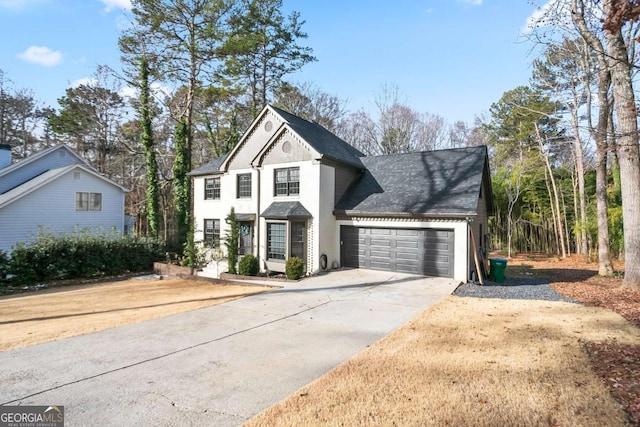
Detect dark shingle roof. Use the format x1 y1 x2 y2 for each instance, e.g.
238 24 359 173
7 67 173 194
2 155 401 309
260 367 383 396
270 105 365 169
261 201 312 219
188 153 228 176
335 146 489 216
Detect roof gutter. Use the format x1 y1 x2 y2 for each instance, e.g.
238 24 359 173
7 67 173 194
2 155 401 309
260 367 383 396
333 210 477 219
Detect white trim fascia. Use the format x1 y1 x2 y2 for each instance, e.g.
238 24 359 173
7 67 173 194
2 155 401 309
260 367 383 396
0 164 128 210
219 105 276 172
250 123 322 168
0 144 94 179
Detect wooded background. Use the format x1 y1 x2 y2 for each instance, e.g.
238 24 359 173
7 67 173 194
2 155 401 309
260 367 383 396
1 0 639 286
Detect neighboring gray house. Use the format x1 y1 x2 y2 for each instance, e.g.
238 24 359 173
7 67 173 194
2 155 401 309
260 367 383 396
190 105 493 282
0 144 129 254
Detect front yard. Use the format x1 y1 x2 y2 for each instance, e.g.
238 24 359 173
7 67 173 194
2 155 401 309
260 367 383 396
0 276 270 351
246 256 640 426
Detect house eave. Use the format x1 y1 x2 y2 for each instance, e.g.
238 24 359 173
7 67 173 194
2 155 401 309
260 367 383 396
333 210 478 219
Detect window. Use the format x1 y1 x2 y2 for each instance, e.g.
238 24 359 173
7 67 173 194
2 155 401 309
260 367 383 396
204 219 220 247
274 167 299 196
290 221 305 259
205 177 220 200
267 222 286 260
76 192 102 211
237 173 252 198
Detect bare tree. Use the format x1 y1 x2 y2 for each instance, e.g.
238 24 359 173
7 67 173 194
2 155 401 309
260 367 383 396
273 81 347 133
602 0 640 287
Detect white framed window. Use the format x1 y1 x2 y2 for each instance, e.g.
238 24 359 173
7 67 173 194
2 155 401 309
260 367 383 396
204 219 220 247
274 167 299 196
267 222 286 260
76 192 102 211
205 177 220 200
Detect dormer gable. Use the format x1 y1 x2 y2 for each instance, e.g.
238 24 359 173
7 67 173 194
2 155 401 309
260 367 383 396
221 106 287 171
218 105 365 172
0 144 91 195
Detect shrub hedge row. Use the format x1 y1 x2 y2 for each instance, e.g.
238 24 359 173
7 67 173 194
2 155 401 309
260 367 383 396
3 233 164 285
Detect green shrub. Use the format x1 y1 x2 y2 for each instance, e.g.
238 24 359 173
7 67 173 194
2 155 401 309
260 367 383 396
8 231 164 285
238 254 259 276
0 250 9 280
285 256 304 280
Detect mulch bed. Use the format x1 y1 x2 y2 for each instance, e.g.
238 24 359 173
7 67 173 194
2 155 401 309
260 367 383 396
506 255 640 426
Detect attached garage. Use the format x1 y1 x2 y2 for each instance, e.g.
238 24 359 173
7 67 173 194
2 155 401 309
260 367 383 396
340 226 455 278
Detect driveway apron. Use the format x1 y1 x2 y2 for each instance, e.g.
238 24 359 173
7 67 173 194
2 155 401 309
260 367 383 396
0 269 458 426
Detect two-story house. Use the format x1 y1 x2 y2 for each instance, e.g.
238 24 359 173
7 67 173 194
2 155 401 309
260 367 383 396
190 105 493 282
0 144 129 254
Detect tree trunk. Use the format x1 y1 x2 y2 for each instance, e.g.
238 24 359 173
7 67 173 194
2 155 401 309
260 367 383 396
571 115 589 255
543 166 560 255
571 0 614 275
604 0 640 287
572 171 580 254
536 123 566 258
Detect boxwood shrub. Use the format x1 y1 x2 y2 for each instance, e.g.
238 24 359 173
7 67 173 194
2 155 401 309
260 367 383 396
238 254 259 276
285 256 304 280
8 232 164 285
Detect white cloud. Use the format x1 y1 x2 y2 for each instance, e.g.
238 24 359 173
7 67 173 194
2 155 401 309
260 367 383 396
17 46 62 67
458 0 482 5
0 0 48 11
99 0 132 12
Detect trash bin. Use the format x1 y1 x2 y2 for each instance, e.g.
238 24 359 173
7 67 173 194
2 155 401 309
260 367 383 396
489 258 507 283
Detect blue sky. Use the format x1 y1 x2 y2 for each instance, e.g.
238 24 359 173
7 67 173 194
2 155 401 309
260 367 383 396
0 0 544 125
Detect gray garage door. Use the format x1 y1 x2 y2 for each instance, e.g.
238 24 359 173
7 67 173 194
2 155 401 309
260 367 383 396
340 226 455 278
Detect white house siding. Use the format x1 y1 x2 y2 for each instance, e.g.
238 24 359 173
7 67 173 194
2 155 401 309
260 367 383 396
318 163 338 270
193 169 258 252
258 159 320 274
335 218 469 283
0 169 125 254
0 146 85 194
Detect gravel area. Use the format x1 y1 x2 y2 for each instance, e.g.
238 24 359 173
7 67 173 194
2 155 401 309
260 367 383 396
454 275 578 303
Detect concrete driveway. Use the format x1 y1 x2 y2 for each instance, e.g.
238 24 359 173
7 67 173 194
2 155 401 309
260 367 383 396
0 269 459 426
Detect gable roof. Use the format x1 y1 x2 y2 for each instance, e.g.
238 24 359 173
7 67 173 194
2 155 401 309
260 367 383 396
0 144 92 179
268 105 365 169
193 105 365 175
0 164 129 210
261 201 312 219
335 145 491 217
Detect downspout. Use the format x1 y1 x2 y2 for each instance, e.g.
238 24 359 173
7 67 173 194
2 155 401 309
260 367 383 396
255 167 261 264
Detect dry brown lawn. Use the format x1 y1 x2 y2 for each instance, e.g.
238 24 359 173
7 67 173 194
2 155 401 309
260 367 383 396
246 295 640 427
0 277 270 351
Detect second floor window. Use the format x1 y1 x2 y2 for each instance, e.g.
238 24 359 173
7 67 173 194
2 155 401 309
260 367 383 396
205 177 220 200
237 173 252 198
274 167 299 196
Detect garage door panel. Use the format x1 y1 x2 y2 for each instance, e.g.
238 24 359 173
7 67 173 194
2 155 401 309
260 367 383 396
341 226 454 278
370 229 391 235
396 240 418 249
397 229 419 237
370 261 391 270
396 251 419 261
370 250 391 258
